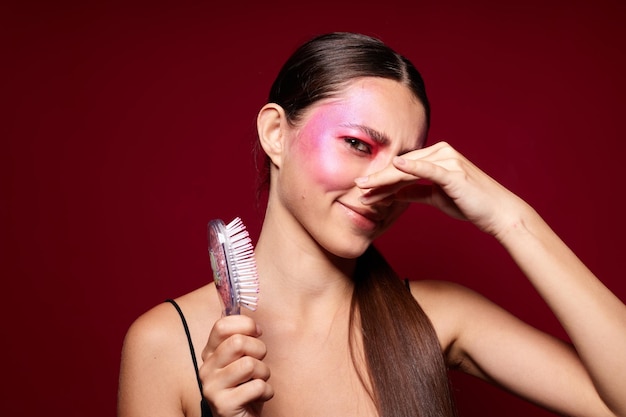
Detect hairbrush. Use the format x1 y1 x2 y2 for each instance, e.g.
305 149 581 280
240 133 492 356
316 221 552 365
207 217 259 315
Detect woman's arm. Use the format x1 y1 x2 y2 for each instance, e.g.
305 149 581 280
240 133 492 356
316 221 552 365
357 141 626 416
413 279 618 417
495 202 626 415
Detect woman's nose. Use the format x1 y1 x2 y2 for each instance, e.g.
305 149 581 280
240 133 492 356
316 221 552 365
363 153 395 178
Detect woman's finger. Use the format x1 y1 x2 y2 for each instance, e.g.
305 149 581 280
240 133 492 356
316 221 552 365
355 142 464 191
210 333 268 371
210 379 274 417
208 353 271 391
202 315 261 358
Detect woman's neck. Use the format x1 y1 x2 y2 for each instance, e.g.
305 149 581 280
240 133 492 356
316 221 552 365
252 211 356 322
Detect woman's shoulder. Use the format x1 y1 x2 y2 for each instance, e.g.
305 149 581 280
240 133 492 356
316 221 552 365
408 279 480 308
407 279 493 350
118 286 221 415
122 284 220 357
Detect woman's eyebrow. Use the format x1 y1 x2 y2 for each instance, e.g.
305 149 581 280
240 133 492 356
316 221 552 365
342 123 390 146
341 122 417 154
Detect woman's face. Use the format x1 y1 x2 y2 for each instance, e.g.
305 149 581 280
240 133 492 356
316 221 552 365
276 77 428 259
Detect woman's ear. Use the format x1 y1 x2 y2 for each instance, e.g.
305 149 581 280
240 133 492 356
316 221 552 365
257 103 287 168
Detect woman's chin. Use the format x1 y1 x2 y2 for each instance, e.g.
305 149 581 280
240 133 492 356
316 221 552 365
324 239 372 261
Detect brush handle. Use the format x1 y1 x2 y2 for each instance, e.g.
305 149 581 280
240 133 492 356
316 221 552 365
208 219 240 315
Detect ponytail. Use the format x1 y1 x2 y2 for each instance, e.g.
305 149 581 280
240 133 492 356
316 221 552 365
350 245 457 417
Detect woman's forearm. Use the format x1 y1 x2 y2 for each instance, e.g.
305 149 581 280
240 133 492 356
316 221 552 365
498 205 626 416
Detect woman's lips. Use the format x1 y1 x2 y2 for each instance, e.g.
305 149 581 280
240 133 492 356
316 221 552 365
339 201 384 231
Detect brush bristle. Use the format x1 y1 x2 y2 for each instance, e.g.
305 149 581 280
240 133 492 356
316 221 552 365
225 217 259 311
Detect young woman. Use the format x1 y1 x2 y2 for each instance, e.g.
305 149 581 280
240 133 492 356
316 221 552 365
117 32 626 417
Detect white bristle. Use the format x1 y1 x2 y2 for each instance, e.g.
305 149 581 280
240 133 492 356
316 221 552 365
225 217 259 311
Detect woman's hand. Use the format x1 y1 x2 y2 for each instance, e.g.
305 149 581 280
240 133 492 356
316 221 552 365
355 141 530 238
200 315 274 417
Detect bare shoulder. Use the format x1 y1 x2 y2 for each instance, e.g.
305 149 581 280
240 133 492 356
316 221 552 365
407 280 496 356
408 279 487 317
122 299 188 355
410 277 492 300
122 284 219 355
407 279 548 372
118 284 220 417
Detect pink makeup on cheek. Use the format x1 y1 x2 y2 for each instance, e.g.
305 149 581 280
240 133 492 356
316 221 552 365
296 108 357 189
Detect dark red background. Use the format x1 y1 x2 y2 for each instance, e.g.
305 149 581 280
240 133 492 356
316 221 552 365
2 1 625 416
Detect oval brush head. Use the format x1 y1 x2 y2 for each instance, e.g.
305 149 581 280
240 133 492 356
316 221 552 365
207 217 259 315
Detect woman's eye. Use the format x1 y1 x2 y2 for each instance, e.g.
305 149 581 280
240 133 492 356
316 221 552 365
344 137 371 154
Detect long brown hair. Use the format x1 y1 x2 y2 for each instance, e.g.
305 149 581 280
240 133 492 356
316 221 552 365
260 32 457 417
353 245 457 417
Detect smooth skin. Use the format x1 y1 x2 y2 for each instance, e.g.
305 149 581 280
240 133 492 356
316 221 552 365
118 77 626 417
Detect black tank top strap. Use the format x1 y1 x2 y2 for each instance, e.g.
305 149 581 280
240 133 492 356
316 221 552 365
165 299 213 417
